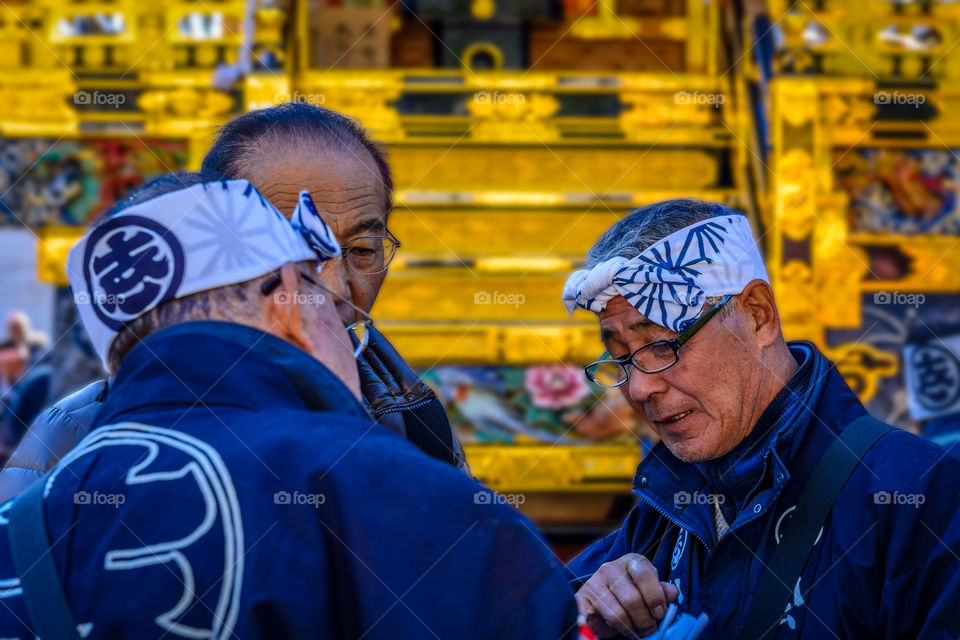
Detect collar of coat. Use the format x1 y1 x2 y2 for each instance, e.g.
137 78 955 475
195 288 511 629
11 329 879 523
95 320 370 425
629 341 856 552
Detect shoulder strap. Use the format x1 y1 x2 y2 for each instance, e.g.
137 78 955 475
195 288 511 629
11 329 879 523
8 479 82 640
737 414 896 640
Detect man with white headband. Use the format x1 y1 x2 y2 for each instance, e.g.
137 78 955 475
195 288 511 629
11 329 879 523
0 172 578 639
563 199 960 639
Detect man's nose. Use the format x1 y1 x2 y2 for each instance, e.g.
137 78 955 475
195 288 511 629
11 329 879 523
625 367 669 405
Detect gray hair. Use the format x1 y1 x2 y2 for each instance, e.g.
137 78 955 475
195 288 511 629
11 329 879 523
586 199 746 268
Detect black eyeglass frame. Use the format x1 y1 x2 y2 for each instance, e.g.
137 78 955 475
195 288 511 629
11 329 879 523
584 294 734 388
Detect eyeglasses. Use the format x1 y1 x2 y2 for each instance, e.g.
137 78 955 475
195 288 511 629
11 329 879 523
260 268 373 358
341 230 401 275
584 295 733 388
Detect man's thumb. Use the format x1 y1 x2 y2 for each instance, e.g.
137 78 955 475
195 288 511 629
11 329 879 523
660 581 680 603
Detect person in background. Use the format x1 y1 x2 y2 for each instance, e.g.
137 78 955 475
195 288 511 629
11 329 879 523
903 304 960 460
5 311 48 363
0 172 578 639
0 340 50 463
0 102 465 503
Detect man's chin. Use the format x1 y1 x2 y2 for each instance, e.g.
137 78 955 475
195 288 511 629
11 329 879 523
662 436 719 463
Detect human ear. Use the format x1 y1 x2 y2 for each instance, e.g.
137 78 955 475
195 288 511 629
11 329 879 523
264 263 309 351
737 279 782 349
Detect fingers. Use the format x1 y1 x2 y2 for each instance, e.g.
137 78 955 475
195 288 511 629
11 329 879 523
576 591 621 639
609 570 656 635
627 557 667 621
587 589 638 638
660 580 680 604
577 553 669 638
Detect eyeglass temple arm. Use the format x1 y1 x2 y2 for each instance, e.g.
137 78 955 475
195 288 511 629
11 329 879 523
674 294 732 347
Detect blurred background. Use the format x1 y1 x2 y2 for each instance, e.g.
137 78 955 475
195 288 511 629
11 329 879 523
0 0 958 558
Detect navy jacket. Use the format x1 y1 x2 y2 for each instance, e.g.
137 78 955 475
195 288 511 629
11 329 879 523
567 342 960 639
0 322 578 639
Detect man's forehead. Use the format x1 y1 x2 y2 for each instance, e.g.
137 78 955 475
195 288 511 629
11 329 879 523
248 149 387 223
599 296 660 340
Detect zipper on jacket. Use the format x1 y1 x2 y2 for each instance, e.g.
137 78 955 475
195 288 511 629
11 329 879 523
633 489 713 555
374 398 435 416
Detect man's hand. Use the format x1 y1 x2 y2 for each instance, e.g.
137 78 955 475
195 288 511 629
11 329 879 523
575 553 679 638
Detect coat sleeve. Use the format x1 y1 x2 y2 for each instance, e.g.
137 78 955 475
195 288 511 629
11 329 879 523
0 380 106 504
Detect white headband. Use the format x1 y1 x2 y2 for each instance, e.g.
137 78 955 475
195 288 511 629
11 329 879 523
562 215 769 332
67 179 341 372
904 334 960 422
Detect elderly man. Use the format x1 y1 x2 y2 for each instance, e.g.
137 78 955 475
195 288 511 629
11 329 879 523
0 103 463 503
562 199 960 639
0 172 578 639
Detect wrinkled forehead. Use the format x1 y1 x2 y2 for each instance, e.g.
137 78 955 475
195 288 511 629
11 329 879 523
243 147 388 229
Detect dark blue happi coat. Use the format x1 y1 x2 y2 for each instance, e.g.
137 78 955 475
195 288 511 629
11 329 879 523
567 342 960 639
0 322 578 639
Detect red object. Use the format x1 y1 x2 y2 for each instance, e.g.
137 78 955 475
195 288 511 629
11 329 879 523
563 0 598 18
578 625 599 640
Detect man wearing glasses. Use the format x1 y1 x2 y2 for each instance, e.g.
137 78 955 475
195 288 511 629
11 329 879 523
563 199 960 639
0 103 465 504
0 173 579 639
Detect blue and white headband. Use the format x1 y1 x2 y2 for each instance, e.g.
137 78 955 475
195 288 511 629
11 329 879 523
904 334 960 422
562 215 769 332
67 179 341 372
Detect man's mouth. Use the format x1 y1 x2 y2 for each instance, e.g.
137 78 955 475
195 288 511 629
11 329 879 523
653 409 693 426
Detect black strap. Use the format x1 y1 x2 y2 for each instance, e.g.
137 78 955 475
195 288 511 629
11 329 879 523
8 479 82 640
737 415 896 640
